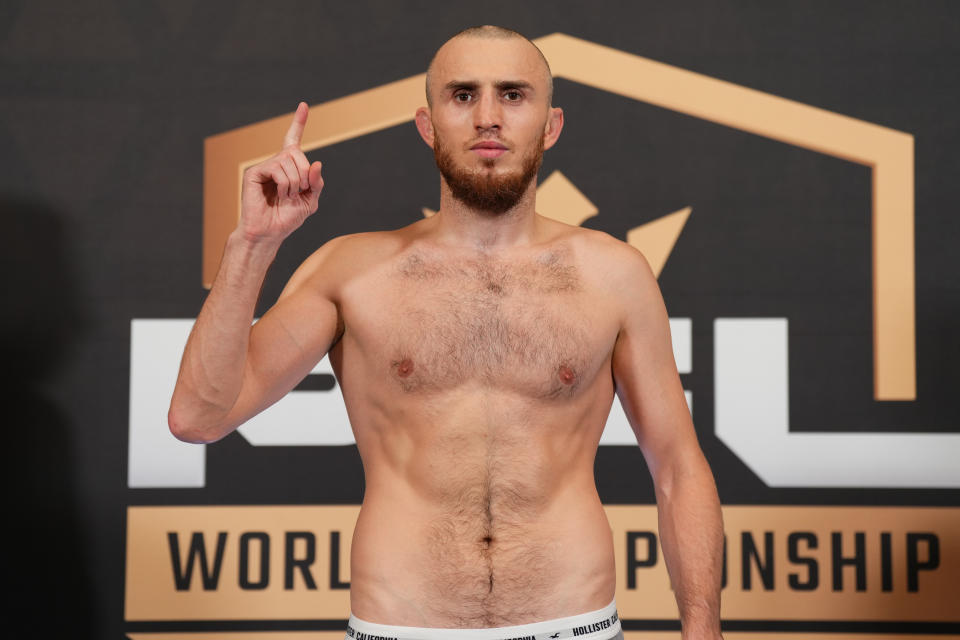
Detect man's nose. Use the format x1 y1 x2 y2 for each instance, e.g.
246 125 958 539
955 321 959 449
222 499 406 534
474 91 501 132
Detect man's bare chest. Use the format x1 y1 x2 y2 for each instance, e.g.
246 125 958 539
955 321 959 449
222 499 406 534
343 247 616 398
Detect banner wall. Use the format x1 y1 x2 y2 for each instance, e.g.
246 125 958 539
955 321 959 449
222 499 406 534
2 2 957 638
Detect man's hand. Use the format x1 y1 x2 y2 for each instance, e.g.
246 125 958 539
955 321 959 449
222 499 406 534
239 101 324 243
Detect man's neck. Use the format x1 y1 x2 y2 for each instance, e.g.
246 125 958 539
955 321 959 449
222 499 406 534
432 179 540 250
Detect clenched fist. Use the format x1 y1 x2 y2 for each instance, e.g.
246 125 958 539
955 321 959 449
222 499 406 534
239 102 324 243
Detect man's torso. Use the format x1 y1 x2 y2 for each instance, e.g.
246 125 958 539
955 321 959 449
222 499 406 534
318 218 626 626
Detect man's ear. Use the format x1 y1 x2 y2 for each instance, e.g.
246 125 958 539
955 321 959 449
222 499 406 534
415 107 435 148
542 107 564 151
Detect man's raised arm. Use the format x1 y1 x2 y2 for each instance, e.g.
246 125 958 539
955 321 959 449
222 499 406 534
610 245 724 640
168 102 335 444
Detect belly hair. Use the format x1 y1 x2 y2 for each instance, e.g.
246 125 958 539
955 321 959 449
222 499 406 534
421 474 554 622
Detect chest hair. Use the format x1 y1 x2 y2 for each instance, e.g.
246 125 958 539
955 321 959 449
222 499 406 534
387 248 590 395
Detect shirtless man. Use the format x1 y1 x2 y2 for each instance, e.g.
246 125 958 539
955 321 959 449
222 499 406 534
169 25 723 640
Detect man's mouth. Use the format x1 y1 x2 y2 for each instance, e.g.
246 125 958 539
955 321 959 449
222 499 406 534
470 141 508 159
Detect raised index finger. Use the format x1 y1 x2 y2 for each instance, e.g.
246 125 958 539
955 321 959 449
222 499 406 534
283 101 308 148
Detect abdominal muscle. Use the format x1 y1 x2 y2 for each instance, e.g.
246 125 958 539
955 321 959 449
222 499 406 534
344 383 617 628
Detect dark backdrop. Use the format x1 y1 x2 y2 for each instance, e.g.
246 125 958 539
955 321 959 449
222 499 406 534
1 1 958 637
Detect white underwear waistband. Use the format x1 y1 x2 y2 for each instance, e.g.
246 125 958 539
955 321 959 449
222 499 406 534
346 599 620 640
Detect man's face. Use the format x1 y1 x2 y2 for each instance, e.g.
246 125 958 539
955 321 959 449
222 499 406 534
417 36 562 214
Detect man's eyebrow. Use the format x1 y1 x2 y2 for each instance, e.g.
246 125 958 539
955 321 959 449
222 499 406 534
495 80 534 92
444 80 478 93
442 80 536 93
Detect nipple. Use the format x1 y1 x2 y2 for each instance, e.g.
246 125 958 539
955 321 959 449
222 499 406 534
558 364 576 385
395 358 414 378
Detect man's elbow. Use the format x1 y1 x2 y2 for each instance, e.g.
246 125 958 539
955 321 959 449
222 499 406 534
167 405 224 444
652 449 717 501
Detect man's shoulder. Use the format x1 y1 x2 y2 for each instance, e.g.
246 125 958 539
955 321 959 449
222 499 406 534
319 229 406 260
281 226 416 299
553 222 655 286
298 226 413 275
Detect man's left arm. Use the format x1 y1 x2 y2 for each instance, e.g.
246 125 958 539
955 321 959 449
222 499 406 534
609 246 724 640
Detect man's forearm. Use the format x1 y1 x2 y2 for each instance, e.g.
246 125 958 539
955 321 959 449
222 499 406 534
168 103 323 443
168 230 280 442
656 453 724 639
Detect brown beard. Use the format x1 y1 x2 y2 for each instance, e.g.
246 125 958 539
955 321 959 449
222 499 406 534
433 131 544 214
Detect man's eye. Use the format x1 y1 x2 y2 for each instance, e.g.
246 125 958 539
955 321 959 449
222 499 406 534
504 91 522 101
454 92 473 102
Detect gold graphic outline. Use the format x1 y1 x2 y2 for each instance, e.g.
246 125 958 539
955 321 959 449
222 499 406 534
203 33 915 400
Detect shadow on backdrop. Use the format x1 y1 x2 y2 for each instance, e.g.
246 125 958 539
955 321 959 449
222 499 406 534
1 195 94 637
